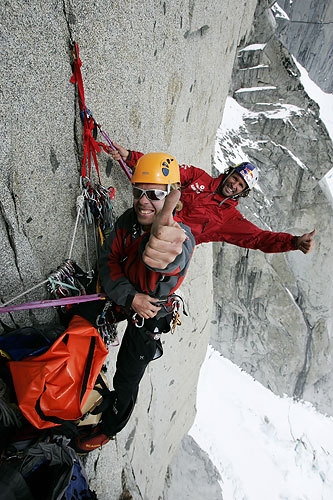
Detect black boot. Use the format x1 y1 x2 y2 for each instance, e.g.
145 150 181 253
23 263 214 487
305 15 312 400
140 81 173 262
101 392 135 437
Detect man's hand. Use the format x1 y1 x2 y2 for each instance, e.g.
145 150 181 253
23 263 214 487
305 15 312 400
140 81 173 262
295 229 316 254
110 142 129 162
132 293 161 319
143 190 186 269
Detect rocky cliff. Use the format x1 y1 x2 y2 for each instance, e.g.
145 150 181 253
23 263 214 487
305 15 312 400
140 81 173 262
1 1 257 499
210 3 333 415
274 0 333 93
165 2 333 496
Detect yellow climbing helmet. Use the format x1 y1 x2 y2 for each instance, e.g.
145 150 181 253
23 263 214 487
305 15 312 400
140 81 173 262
131 152 180 185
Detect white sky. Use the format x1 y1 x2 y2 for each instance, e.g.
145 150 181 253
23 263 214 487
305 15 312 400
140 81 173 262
189 346 333 500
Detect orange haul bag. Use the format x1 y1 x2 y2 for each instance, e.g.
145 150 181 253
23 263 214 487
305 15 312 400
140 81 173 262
8 315 108 429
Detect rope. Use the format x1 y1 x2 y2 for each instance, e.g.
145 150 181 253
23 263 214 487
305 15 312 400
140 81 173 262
83 217 92 274
92 115 132 180
1 279 49 308
0 294 106 314
68 194 85 260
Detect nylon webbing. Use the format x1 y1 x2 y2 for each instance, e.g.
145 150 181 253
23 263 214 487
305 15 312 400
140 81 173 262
70 42 108 184
70 42 132 181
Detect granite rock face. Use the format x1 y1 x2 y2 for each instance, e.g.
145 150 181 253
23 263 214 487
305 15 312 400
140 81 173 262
274 0 333 93
163 435 223 500
1 1 257 499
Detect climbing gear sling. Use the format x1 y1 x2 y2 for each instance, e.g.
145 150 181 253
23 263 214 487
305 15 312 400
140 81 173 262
70 42 132 182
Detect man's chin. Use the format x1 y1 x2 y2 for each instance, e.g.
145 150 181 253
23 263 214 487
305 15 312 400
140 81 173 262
137 216 153 228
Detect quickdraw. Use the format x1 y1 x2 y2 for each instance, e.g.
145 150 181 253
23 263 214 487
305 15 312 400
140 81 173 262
167 295 187 334
47 260 89 299
96 300 119 346
79 179 116 245
170 301 182 334
131 294 187 334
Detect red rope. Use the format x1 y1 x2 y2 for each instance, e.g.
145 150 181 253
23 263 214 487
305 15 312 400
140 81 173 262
70 43 110 184
70 42 86 112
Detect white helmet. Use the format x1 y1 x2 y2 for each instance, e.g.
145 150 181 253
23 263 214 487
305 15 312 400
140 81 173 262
234 162 259 190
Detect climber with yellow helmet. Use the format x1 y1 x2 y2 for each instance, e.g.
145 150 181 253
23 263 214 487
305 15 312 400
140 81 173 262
76 152 195 449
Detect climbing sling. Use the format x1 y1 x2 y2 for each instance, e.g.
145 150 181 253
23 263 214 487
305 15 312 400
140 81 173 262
70 42 132 182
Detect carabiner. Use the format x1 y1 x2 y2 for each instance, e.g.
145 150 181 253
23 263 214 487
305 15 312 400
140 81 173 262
132 313 144 328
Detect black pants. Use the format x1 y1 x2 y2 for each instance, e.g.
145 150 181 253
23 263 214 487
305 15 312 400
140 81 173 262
101 315 171 437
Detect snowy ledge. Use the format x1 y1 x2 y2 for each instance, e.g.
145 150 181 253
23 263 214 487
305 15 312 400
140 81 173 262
235 86 277 93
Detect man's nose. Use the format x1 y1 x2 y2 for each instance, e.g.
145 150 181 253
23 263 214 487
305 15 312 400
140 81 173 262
139 194 150 203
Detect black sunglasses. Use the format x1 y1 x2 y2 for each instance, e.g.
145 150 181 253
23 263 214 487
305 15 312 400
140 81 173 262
132 186 169 201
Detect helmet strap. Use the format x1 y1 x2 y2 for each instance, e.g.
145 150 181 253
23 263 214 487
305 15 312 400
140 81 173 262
239 188 250 198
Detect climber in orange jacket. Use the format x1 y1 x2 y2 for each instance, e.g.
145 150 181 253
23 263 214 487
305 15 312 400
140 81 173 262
109 143 315 254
